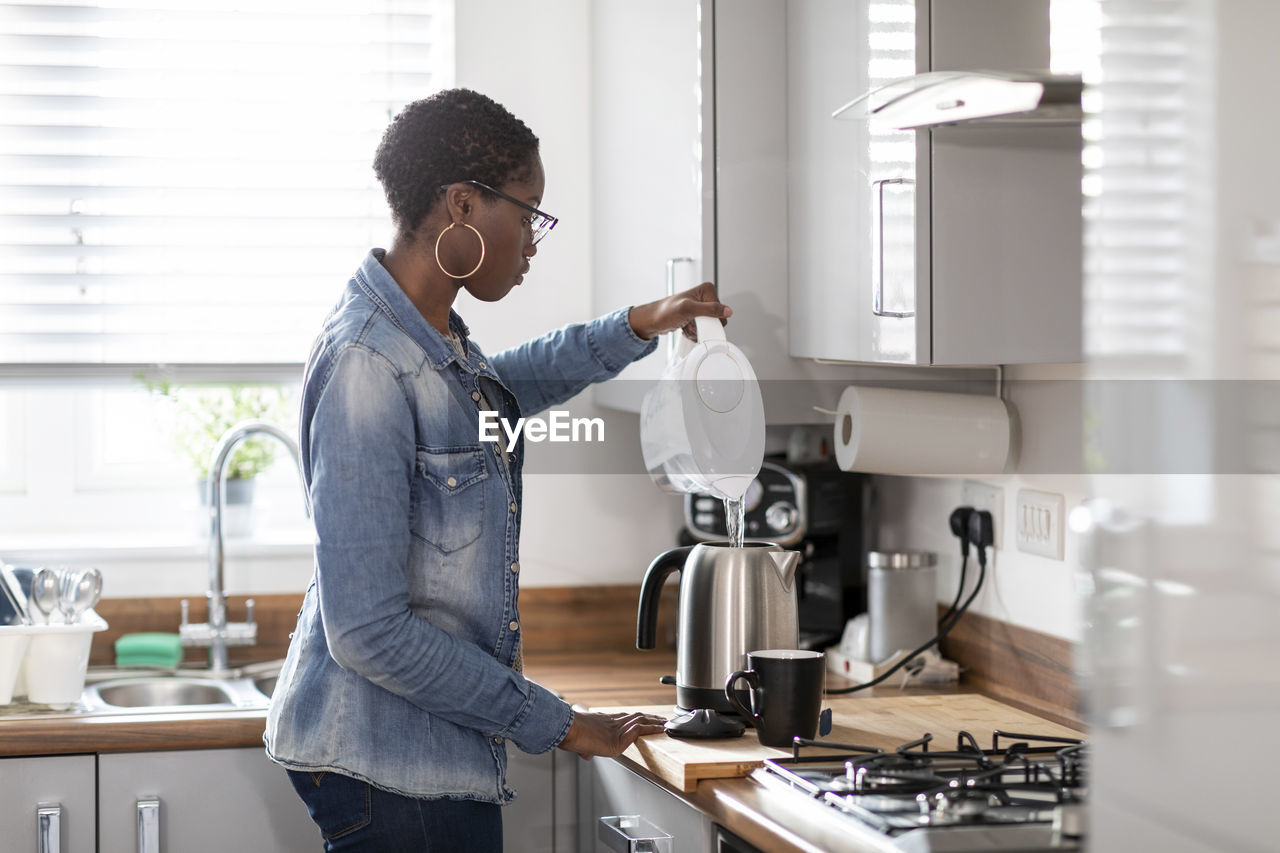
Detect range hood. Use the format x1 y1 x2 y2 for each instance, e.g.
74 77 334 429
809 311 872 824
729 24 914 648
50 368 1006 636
833 71 1083 130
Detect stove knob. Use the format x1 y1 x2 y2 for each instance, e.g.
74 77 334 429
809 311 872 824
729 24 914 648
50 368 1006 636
1052 804 1087 842
765 501 797 532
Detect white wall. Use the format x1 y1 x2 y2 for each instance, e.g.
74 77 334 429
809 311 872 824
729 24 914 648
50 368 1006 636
871 362 1088 642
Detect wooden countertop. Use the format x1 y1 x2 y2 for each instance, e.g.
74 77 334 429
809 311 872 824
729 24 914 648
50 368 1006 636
0 648 1076 853
0 647 961 756
0 649 683 757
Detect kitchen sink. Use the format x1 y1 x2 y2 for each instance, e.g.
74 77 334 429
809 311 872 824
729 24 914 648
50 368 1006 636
74 662 283 714
0 661 284 719
90 678 238 709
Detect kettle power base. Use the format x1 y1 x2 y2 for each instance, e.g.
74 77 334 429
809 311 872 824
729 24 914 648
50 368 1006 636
665 707 747 739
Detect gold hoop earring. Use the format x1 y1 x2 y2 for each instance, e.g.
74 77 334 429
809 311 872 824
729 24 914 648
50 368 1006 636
434 222 486 279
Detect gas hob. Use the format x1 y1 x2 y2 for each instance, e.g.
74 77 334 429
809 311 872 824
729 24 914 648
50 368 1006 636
750 730 1086 851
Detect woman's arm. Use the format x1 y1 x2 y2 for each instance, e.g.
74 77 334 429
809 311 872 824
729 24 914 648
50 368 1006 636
491 283 730 416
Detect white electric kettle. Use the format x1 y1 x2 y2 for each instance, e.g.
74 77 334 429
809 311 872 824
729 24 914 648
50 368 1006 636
640 315 766 501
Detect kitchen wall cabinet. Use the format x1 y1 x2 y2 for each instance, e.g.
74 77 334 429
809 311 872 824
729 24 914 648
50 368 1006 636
578 757 712 852
589 0 706 414
592 1 1040 427
788 0 1083 366
0 754 96 853
591 0 894 425
98 748 316 853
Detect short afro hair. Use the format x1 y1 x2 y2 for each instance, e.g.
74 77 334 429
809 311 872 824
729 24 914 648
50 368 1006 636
374 89 540 235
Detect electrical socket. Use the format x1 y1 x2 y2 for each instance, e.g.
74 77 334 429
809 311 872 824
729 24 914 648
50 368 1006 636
1015 489 1065 559
960 480 1003 550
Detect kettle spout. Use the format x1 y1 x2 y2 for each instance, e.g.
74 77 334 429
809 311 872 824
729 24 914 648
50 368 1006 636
768 550 801 592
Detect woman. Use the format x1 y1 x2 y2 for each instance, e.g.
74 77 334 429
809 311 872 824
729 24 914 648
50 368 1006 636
264 89 731 851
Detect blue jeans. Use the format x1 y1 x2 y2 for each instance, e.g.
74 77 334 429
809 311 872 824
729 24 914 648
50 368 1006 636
286 770 502 852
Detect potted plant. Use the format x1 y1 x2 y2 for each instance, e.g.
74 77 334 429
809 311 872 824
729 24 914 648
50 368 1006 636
144 382 293 536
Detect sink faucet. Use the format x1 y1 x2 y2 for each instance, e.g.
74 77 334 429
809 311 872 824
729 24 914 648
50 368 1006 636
180 419 311 674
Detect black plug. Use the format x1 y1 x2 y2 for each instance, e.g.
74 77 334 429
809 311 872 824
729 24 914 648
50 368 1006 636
949 506 975 558
968 510 994 565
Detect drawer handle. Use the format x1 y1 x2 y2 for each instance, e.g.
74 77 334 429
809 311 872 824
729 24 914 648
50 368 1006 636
36 803 60 853
136 798 160 853
598 815 673 853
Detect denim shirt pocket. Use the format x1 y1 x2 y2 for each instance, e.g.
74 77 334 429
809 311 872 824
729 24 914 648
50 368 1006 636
411 444 488 553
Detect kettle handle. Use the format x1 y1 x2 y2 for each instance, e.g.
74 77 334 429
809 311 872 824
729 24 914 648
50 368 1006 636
636 546 693 650
694 315 725 343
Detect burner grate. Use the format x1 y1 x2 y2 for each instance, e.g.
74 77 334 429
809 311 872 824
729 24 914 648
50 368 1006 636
757 729 1087 846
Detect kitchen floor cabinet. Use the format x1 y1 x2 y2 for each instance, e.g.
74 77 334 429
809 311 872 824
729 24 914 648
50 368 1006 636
3 746 567 853
1 754 96 853
94 746 565 853
98 748 317 853
578 757 711 853
504 748 575 853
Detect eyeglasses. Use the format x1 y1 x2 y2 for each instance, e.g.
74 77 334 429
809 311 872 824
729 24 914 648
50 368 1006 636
452 180 558 245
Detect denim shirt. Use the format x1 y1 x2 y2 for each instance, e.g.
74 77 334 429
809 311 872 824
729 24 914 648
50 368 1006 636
264 249 657 801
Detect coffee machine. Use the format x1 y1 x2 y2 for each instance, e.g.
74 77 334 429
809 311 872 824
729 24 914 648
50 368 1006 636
681 456 869 650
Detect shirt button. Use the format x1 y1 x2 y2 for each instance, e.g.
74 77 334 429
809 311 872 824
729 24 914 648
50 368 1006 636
493 736 504 745
508 620 519 631
509 501 517 513
510 561 520 573
479 362 487 369
446 476 457 487
471 391 481 402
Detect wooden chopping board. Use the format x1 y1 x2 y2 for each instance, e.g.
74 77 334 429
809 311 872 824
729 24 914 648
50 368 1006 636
593 694 1084 793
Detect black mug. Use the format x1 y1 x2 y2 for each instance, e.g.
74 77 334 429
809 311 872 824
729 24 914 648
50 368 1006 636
724 650 826 748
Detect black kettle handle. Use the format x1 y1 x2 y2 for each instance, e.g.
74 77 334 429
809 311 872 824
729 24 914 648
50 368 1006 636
636 545 693 650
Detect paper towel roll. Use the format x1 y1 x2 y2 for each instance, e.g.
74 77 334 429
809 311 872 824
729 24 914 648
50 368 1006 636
832 386 1011 476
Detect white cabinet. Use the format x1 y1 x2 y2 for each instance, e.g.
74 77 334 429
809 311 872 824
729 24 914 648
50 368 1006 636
591 0 905 424
578 757 711 853
3 745 568 853
0 754 96 853
98 748 317 853
504 748 575 853
787 0 1083 366
590 0 707 414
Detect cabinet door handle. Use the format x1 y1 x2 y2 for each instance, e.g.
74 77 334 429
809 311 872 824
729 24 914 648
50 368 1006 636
598 815 673 853
36 803 60 853
871 178 915 318
136 798 160 853
665 257 696 361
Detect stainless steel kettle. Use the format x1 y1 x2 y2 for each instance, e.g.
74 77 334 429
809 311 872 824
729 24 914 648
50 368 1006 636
636 542 800 728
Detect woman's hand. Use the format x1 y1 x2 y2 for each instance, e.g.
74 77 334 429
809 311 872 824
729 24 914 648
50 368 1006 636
628 282 732 341
557 710 668 760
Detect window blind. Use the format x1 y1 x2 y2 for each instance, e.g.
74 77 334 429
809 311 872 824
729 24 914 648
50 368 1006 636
0 0 454 368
